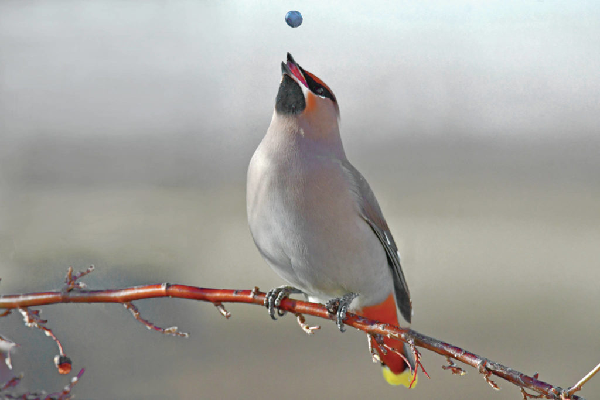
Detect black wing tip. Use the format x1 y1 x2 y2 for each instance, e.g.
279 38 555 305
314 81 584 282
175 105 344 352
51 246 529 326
394 279 412 323
400 300 412 324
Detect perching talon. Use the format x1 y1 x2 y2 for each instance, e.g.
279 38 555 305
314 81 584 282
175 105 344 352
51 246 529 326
326 292 358 332
264 286 302 320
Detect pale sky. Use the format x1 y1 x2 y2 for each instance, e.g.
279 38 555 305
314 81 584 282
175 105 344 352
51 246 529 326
1 1 599 187
1 1 599 140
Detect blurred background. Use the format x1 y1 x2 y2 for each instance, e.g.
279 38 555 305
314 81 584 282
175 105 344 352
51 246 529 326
1 1 599 399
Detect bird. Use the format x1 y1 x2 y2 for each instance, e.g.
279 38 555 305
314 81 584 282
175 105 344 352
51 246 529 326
246 53 416 387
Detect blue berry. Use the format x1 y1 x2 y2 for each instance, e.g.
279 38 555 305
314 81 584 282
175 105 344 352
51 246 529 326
285 11 302 28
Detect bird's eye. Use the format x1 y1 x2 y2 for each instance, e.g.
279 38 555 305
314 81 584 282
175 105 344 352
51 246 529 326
316 87 324 95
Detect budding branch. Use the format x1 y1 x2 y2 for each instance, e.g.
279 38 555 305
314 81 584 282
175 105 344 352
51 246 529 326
0 268 597 400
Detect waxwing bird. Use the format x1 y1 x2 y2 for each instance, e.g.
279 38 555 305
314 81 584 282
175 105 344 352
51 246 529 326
247 53 416 387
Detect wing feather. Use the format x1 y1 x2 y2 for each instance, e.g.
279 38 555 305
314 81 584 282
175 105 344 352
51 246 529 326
340 160 412 323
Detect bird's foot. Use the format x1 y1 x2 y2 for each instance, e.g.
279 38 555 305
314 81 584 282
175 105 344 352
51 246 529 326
326 292 359 332
264 285 302 320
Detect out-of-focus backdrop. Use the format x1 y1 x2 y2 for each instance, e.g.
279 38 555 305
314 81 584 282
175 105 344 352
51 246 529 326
1 1 599 399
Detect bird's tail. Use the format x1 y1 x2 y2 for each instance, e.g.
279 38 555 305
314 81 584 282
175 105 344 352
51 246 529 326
360 294 417 387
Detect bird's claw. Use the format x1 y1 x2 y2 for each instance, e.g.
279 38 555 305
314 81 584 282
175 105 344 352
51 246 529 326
264 286 302 320
326 292 358 332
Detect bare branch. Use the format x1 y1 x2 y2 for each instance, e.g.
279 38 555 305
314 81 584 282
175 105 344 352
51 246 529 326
0 272 593 399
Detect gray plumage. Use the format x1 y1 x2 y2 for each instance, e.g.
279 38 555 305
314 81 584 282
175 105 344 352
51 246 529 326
247 57 411 325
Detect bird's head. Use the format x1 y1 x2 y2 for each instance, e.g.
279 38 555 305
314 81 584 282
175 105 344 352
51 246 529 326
275 53 340 132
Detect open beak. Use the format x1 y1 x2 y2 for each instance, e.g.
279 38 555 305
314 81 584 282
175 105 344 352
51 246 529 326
281 53 308 88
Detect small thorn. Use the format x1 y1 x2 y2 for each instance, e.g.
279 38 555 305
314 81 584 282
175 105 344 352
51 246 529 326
125 301 189 337
295 313 320 334
215 303 231 319
442 356 467 376
367 334 381 363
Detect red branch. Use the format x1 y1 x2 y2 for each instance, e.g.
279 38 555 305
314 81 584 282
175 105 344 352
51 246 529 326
0 283 591 399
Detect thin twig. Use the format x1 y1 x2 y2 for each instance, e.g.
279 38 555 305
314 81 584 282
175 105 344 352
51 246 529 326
442 356 467 376
52 367 85 398
479 360 501 390
64 265 95 292
381 342 420 387
18 308 72 374
408 338 430 385
0 374 22 392
567 362 600 396
367 334 381 363
0 335 18 371
0 369 84 400
124 301 189 338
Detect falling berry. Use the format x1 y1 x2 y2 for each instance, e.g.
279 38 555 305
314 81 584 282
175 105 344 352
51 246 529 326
285 11 302 28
